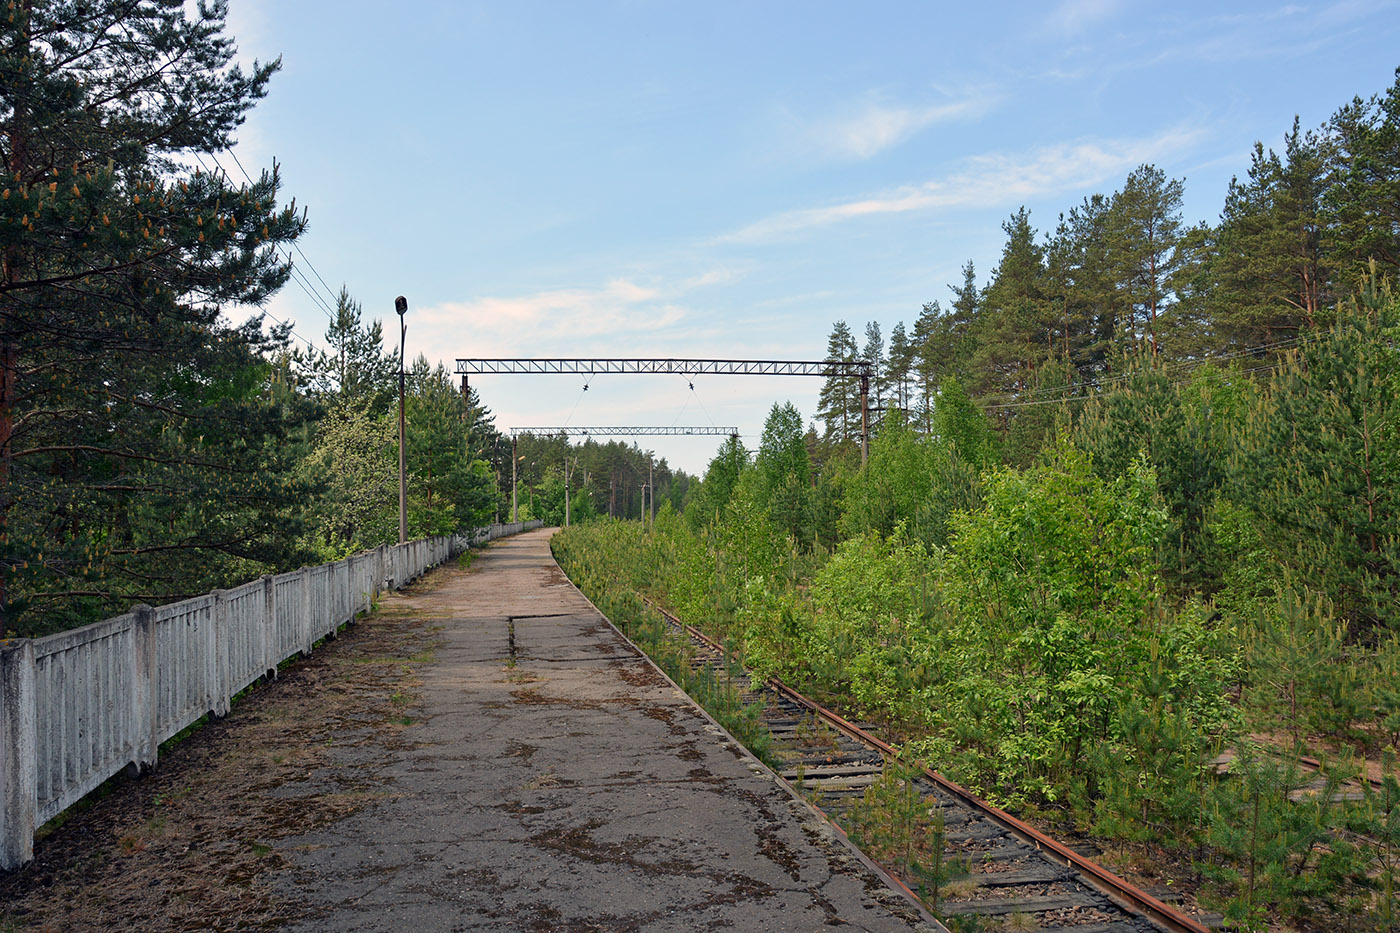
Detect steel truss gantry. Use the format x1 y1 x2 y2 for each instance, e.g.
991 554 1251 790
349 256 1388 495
508 426 738 438
456 358 870 377
457 357 874 465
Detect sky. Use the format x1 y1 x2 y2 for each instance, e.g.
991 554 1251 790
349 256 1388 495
217 0 1400 474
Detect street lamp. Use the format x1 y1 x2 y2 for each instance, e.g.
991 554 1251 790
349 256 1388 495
395 295 407 545
564 455 573 528
511 436 519 523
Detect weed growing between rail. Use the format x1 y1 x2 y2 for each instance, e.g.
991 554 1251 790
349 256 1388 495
843 763 966 912
553 485 1397 930
557 554 776 768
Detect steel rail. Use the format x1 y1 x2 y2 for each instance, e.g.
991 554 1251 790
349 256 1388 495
640 596 1212 933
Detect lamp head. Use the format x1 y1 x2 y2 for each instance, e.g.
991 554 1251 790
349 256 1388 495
395 295 408 316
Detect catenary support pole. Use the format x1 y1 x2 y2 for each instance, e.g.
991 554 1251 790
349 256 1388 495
859 371 869 468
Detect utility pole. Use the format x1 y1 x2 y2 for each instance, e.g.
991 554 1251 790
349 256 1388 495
492 437 501 524
564 455 574 528
859 370 869 469
395 296 408 544
511 435 518 523
460 373 474 448
648 456 654 525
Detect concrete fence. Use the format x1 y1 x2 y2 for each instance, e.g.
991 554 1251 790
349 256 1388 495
0 521 541 870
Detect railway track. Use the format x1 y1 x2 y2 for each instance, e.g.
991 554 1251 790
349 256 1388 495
642 596 1220 933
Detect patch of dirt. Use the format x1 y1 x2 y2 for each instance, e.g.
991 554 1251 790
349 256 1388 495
501 741 540 762
0 588 439 932
610 658 667 688
641 705 689 736
676 743 704 762
508 687 607 710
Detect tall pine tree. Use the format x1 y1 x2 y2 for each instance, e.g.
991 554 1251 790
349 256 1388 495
816 320 860 443
1 1 311 632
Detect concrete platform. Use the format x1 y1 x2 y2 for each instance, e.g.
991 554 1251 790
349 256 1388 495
270 529 937 931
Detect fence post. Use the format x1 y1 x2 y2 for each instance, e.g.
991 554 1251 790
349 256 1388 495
324 565 340 638
211 590 231 718
0 640 37 870
262 575 277 681
300 568 313 656
131 604 159 772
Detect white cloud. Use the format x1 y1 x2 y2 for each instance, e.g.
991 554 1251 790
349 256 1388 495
720 127 1206 244
823 94 995 159
414 278 686 359
223 0 274 66
1046 0 1123 35
682 267 737 289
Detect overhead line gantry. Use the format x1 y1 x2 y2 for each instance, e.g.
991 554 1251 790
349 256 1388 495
456 357 874 464
508 426 739 438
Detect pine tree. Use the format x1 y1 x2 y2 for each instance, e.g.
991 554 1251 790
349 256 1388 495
1074 355 1232 590
1 1 311 632
1045 193 1123 381
689 433 749 528
300 287 398 413
1213 124 1329 348
1324 67 1400 294
1237 276 1399 636
406 356 497 536
885 321 913 413
862 320 885 408
816 320 859 442
755 402 813 545
1108 165 1185 355
973 208 1048 412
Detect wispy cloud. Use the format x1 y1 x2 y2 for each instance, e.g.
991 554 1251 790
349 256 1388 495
720 127 1205 244
1046 0 1124 35
820 93 996 159
415 278 684 357
1139 0 1395 66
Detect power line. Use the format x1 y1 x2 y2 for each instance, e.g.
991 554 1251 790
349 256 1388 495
225 149 345 313
183 152 323 355
209 150 343 328
981 359 1282 411
973 334 1310 409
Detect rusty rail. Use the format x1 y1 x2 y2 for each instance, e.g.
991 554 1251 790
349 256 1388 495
642 596 1213 933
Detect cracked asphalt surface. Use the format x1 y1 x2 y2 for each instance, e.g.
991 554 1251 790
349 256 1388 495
272 529 936 931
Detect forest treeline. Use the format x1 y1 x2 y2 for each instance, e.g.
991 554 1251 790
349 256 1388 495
556 69 1400 931
0 3 688 636
817 67 1397 471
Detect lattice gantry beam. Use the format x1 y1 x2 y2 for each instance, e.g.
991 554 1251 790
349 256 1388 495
509 426 739 438
455 358 870 377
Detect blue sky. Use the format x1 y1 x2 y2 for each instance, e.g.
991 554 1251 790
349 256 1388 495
220 0 1400 474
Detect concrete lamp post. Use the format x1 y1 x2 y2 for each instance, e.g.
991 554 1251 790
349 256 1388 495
396 295 408 545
